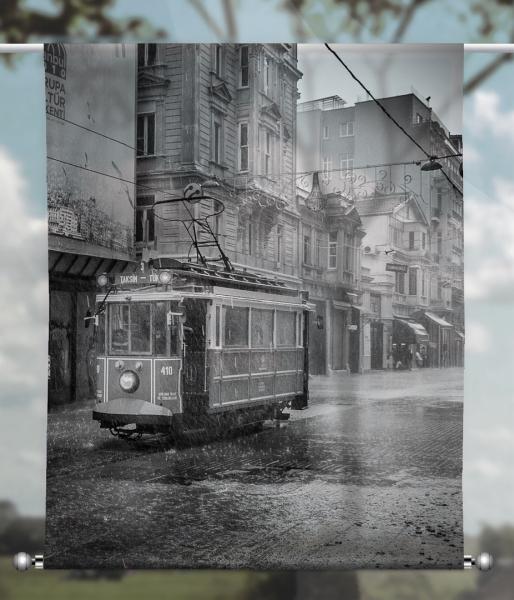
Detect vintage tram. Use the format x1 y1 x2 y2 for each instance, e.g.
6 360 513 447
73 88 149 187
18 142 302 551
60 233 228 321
91 258 311 439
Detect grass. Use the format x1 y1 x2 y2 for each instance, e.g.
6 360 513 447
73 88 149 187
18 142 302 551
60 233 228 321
359 569 477 600
2 558 479 600
0 558 253 600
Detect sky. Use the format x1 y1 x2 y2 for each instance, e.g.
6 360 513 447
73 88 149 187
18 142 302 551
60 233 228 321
0 3 513 537
298 44 463 133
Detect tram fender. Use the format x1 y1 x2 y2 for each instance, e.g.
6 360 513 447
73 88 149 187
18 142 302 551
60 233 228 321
93 398 173 425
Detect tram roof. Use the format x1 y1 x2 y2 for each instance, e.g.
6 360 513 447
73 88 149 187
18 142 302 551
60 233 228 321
99 258 302 297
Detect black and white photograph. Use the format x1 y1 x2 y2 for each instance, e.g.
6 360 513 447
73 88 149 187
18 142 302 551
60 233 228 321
45 42 464 569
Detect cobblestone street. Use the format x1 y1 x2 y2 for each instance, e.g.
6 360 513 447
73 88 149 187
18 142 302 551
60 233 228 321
45 368 463 570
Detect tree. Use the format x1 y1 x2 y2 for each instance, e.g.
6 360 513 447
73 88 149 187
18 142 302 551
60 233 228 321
188 0 514 94
0 0 165 43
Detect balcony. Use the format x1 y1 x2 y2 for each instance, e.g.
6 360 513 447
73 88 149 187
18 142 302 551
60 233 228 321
393 293 427 307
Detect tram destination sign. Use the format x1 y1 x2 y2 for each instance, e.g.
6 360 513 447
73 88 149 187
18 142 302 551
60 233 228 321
111 268 171 287
385 262 409 273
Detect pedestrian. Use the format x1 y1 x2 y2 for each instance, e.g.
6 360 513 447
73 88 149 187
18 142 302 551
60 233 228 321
420 346 427 367
415 349 423 368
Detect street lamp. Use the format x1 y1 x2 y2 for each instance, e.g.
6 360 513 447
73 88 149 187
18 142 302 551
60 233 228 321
420 157 443 172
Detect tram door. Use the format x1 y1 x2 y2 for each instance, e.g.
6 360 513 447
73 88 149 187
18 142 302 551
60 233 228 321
182 299 207 414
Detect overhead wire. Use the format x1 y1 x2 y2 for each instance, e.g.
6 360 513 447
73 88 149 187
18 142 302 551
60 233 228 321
323 43 463 194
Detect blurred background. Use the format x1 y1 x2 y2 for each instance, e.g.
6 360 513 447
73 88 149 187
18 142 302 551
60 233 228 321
0 1 513 598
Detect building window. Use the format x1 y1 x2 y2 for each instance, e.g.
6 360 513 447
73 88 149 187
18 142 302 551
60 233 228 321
316 235 321 266
422 232 426 250
415 112 423 124
264 130 273 176
421 270 426 296
339 121 354 137
137 113 155 156
276 224 283 263
212 114 223 164
214 44 223 77
303 234 311 265
213 199 224 241
240 45 249 87
370 293 381 316
328 231 337 269
239 122 248 171
437 230 442 255
322 156 332 182
344 233 354 271
135 196 155 244
340 153 353 178
395 271 405 294
322 125 329 139
408 268 417 295
437 188 443 210
263 55 271 96
138 44 157 67
409 231 415 250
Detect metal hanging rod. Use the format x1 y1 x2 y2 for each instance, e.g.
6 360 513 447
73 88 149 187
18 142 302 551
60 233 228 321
1 43 514 54
13 551 495 571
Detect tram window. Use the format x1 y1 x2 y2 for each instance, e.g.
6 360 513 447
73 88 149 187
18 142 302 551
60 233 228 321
251 309 273 348
276 311 296 347
110 304 129 353
223 306 249 347
153 302 167 355
95 312 105 354
131 303 151 353
169 314 181 356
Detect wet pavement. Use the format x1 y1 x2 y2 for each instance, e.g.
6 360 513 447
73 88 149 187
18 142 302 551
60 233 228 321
45 368 463 569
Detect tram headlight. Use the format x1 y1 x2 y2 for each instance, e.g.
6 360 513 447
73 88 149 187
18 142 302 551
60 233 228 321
119 370 139 393
135 361 143 371
97 274 109 288
115 360 125 370
158 270 172 285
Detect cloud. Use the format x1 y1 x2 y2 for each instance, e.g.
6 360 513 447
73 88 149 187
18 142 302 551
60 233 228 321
464 144 480 164
470 90 514 143
465 321 492 354
0 147 48 409
467 458 503 480
465 178 514 301
0 147 48 515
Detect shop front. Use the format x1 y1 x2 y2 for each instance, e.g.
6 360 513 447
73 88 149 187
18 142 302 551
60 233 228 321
392 317 429 369
413 311 454 368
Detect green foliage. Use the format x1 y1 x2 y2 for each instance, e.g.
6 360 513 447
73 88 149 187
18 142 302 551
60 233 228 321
0 0 166 43
479 524 514 559
243 572 296 599
0 558 251 600
360 570 476 600
282 0 514 42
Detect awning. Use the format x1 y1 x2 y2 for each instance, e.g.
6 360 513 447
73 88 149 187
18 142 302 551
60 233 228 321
393 318 429 344
455 330 465 339
424 311 453 328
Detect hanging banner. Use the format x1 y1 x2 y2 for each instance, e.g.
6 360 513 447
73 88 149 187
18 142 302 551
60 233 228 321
45 43 464 570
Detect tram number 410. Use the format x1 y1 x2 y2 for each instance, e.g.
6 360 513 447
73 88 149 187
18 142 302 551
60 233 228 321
160 366 173 376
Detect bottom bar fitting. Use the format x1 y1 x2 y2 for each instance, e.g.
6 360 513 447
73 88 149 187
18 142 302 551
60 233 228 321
12 553 44 571
464 553 494 571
